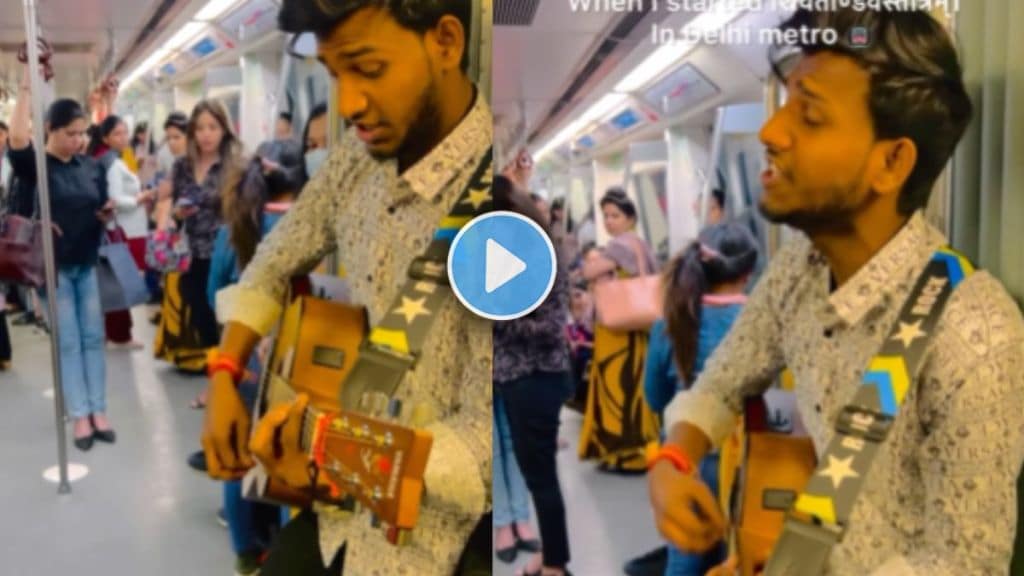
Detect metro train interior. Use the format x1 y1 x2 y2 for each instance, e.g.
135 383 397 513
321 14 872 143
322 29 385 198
0 0 1022 575
495 0 1023 575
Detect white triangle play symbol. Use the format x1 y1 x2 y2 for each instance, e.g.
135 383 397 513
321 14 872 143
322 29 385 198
486 238 527 293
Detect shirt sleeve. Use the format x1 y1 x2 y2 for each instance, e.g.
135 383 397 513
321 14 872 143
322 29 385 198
107 162 138 211
493 264 569 345
8 146 36 190
644 322 678 416
207 226 235 315
662 241 798 448
215 146 344 336
869 322 1024 574
421 314 492 518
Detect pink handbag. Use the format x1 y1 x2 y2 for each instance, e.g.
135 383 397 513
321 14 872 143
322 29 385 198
592 236 663 332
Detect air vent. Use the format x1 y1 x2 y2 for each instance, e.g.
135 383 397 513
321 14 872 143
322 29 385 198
0 42 93 53
530 0 657 142
495 0 541 26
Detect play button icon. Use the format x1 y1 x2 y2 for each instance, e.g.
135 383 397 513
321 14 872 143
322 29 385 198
486 239 526 293
448 211 557 321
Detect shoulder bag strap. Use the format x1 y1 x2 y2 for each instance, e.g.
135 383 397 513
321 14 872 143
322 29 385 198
336 147 493 412
764 247 976 575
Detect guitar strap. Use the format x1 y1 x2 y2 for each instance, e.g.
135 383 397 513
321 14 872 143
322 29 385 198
764 247 975 575
336 147 493 413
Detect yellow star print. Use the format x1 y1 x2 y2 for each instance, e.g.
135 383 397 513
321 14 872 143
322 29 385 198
891 319 926 349
819 455 859 489
393 296 431 324
461 187 491 210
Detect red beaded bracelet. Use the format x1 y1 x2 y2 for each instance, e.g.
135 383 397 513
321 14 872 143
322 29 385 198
647 444 695 475
206 350 243 384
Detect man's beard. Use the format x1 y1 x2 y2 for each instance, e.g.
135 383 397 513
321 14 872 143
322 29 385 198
369 79 443 170
758 164 870 235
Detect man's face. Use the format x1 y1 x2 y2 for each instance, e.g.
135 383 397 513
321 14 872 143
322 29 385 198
275 118 292 139
759 52 883 231
317 8 447 160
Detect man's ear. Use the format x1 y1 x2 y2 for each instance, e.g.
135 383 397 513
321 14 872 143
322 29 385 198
870 137 917 198
428 14 466 73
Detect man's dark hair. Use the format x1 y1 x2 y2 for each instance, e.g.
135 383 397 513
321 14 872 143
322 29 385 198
0 121 8 132
770 8 972 215
279 111 293 123
279 0 472 72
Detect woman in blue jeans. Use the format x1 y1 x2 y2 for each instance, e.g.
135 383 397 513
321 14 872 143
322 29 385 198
493 388 541 564
9 77 114 451
644 222 759 576
207 139 306 576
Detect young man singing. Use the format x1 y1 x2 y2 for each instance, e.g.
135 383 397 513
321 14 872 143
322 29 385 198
201 1 491 574
648 8 1024 575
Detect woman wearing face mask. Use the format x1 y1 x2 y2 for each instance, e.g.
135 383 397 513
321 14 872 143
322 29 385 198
302 102 328 178
89 115 156 350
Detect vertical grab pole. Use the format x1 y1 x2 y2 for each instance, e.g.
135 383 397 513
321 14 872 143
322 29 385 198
23 0 71 495
763 76 783 259
325 76 340 275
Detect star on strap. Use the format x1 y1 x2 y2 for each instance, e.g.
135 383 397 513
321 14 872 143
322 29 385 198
818 455 859 489
392 296 431 324
891 319 927 349
461 187 491 210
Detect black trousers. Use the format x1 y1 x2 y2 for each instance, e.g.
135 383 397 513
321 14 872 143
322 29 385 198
0 310 10 362
261 509 345 575
500 371 574 568
179 257 219 348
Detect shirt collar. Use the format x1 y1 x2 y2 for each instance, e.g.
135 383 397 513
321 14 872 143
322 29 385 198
823 211 946 327
399 86 492 201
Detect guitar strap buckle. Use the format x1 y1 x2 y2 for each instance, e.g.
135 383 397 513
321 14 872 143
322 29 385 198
763 517 840 576
338 344 416 410
407 256 448 285
834 404 894 443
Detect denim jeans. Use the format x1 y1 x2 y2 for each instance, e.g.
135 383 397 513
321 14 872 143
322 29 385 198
665 451 727 576
41 265 107 419
493 390 532 527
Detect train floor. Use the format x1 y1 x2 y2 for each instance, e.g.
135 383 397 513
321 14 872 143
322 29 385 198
493 409 662 576
0 307 235 575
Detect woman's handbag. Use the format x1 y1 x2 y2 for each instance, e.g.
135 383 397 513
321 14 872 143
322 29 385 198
0 214 48 288
97 225 150 312
592 235 662 332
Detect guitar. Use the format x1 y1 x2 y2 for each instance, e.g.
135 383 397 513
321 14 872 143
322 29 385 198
242 290 434 545
722 383 816 575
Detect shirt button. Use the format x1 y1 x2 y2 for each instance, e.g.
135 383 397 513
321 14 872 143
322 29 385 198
815 404 822 413
387 206 396 215
366 275 373 283
824 328 833 338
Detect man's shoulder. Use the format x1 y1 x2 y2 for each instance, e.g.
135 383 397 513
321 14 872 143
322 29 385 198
935 268 1024 364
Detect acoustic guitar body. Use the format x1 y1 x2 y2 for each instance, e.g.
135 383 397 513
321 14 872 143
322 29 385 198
735 432 816 576
243 293 369 507
267 295 368 415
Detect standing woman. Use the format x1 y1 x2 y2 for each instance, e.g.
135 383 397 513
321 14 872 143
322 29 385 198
90 115 156 349
172 100 241 401
579 187 661 473
493 175 574 576
8 69 115 450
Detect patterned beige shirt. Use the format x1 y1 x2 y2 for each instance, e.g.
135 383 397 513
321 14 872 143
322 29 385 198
218 91 492 575
665 212 1024 575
